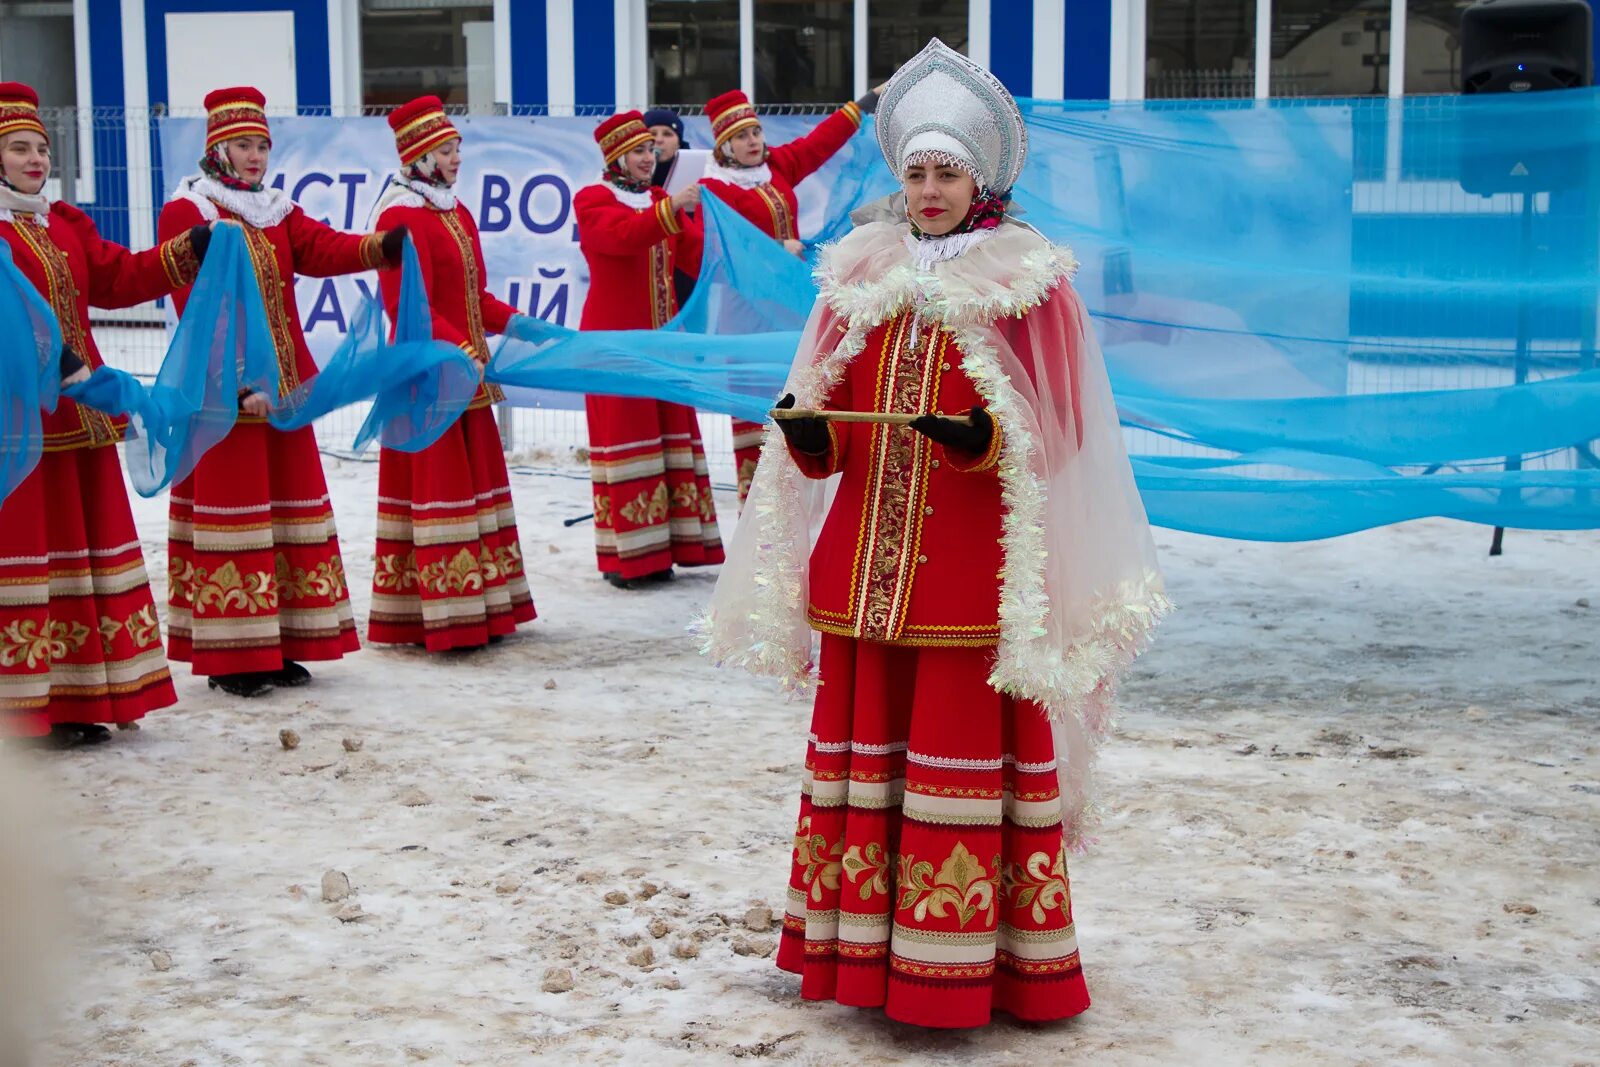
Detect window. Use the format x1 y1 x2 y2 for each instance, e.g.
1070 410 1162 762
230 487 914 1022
1404 0 1469 94
1271 0 1393 96
647 0 741 106
868 0 969 86
361 0 495 111
754 0 853 104
1145 0 1257 99
0 1 76 110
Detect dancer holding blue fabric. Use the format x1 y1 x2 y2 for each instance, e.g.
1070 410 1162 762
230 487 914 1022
158 87 405 698
366 96 536 651
0 82 208 746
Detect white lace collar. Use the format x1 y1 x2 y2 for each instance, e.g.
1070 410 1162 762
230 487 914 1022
597 181 654 210
374 174 459 215
172 174 295 229
0 183 51 227
902 227 999 272
701 155 773 190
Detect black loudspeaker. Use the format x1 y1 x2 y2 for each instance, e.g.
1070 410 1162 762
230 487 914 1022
1458 0 1593 194
1461 0 1593 93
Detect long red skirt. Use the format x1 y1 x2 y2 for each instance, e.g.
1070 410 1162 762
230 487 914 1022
777 634 1091 1029
0 442 175 736
731 417 764 506
368 405 536 651
586 396 724 579
167 421 359 675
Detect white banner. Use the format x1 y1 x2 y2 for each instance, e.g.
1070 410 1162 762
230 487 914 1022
157 113 872 406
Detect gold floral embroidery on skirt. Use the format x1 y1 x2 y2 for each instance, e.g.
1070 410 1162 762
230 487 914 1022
275 554 348 602
1002 847 1071 925
0 619 92 669
896 843 1000 928
620 482 671 526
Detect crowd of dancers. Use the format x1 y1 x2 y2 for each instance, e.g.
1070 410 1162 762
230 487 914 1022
0 40 1167 1029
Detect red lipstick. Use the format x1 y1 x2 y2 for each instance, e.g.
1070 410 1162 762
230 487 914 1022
920 208 944 218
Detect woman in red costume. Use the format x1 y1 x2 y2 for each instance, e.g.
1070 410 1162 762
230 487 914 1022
699 85 880 504
704 41 1169 1028
0 82 207 747
366 96 535 648
574 111 722 589
158 87 404 697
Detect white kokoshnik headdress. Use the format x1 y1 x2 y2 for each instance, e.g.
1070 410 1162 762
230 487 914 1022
875 37 1028 193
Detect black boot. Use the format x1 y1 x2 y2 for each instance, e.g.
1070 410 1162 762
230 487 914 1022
60 723 112 745
268 661 312 688
208 672 275 698
8 724 87 750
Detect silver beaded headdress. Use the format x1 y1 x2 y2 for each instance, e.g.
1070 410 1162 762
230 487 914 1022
875 37 1028 194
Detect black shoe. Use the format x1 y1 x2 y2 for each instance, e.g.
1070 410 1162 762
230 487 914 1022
8 724 87 750
645 568 675 583
269 661 312 688
488 634 506 646
208 672 275 698
604 572 642 590
62 723 112 745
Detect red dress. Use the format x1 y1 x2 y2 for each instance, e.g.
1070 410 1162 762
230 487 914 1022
157 187 387 676
0 202 198 735
574 183 723 579
776 309 1090 1028
367 192 536 648
700 102 864 503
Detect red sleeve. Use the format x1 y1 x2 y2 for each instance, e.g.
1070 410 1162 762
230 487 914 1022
574 185 683 256
457 209 517 335
57 204 200 309
377 206 470 350
284 207 388 278
157 198 208 316
672 203 703 279
767 103 864 188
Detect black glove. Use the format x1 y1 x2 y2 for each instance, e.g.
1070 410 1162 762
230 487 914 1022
188 224 212 267
59 343 86 380
909 406 993 455
855 90 881 116
380 223 410 264
772 393 829 456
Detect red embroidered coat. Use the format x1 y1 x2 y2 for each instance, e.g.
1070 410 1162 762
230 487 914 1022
374 199 517 409
574 184 701 329
1 203 198 449
787 309 1027 648
156 199 387 394
699 103 862 241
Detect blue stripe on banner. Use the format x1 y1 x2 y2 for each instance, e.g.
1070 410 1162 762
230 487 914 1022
1063 0 1112 100
144 0 333 110
85 0 129 242
988 0 1035 97
573 1 616 107
509 0 550 107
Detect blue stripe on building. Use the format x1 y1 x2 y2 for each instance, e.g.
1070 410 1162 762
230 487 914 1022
988 0 1034 98
84 0 128 240
573 1 615 107
1064 0 1112 99
509 0 549 108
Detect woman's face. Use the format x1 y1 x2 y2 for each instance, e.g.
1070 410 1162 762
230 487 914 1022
649 125 680 163
431 138 462 185
225 136 271 184
0 131 51 195
623 143 656 182
902 163 978 236
726 125 766 167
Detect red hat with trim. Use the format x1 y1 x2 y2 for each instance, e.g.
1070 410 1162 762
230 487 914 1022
0 82 47 143
593 110 652 166
705 89 760 149
388 96 461 166
204 87 271 151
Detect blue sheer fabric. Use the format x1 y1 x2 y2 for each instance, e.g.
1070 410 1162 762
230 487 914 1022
0 240 63 503
486 191 806 424
490 98 1600 538
57 229 477 498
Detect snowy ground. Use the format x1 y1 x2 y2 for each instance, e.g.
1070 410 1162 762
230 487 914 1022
10 452 1599 1067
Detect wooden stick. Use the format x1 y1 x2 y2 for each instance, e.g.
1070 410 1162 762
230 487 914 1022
769 407 973 426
